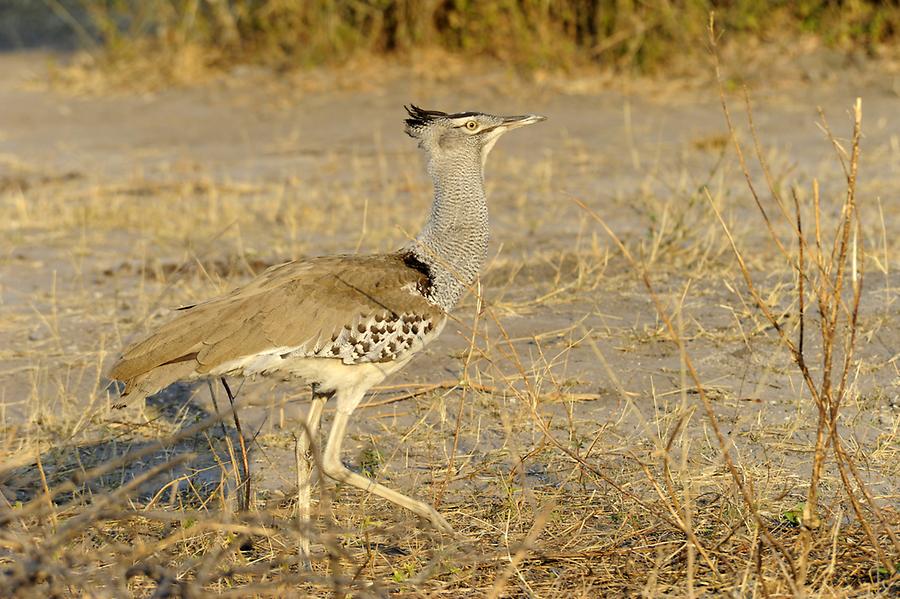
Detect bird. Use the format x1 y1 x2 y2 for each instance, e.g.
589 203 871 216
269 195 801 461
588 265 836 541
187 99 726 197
108 105 546 537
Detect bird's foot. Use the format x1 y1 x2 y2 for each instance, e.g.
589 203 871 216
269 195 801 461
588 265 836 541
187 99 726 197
426 507 454 535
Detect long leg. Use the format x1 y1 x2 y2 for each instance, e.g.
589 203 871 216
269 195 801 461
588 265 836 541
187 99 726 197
320 396 453 533
297 387 330 562
221 377 251 511
206 380 230 441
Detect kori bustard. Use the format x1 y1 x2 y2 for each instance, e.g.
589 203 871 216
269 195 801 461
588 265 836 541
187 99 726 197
109 105 545 534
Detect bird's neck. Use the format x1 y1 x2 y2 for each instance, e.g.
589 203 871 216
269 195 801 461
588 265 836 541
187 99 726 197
411 155 489 311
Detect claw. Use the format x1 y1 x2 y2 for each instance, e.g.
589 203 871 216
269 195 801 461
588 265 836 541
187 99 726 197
428 508 454 534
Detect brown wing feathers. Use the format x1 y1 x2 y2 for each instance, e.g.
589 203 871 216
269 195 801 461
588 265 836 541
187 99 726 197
109 254 441 397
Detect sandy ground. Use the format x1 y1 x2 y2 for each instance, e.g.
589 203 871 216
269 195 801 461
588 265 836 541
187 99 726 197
0 49 897 593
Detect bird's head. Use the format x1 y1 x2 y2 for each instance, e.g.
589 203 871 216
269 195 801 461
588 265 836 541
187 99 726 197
404 105 545 169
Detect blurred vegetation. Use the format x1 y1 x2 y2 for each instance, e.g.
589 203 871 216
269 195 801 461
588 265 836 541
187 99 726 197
6 1 900 79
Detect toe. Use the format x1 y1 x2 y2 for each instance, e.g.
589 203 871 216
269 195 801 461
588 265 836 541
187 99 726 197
430 511 454 534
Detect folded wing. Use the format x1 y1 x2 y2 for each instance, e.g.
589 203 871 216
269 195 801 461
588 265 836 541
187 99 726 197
109 254 442 398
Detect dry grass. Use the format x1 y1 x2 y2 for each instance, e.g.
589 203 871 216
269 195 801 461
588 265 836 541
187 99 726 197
0 37 898 598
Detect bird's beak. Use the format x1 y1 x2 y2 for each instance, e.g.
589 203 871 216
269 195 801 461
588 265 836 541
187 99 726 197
499 114 547 129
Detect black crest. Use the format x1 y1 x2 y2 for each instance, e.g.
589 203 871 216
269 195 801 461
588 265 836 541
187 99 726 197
404 105 448 130
404 105 482 135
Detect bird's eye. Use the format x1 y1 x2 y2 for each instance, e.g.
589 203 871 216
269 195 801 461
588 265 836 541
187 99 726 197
465 121 478 131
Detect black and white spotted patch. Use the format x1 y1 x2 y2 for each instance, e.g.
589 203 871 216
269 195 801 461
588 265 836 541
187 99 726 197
312 312 437 364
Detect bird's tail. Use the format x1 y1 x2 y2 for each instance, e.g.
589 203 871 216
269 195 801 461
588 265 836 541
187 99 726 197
113 360 199 408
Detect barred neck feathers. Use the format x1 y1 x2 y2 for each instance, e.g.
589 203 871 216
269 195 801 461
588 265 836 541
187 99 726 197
411 153 489 312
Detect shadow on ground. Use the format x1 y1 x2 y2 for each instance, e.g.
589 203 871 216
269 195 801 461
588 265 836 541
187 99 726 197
0 382 249 509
